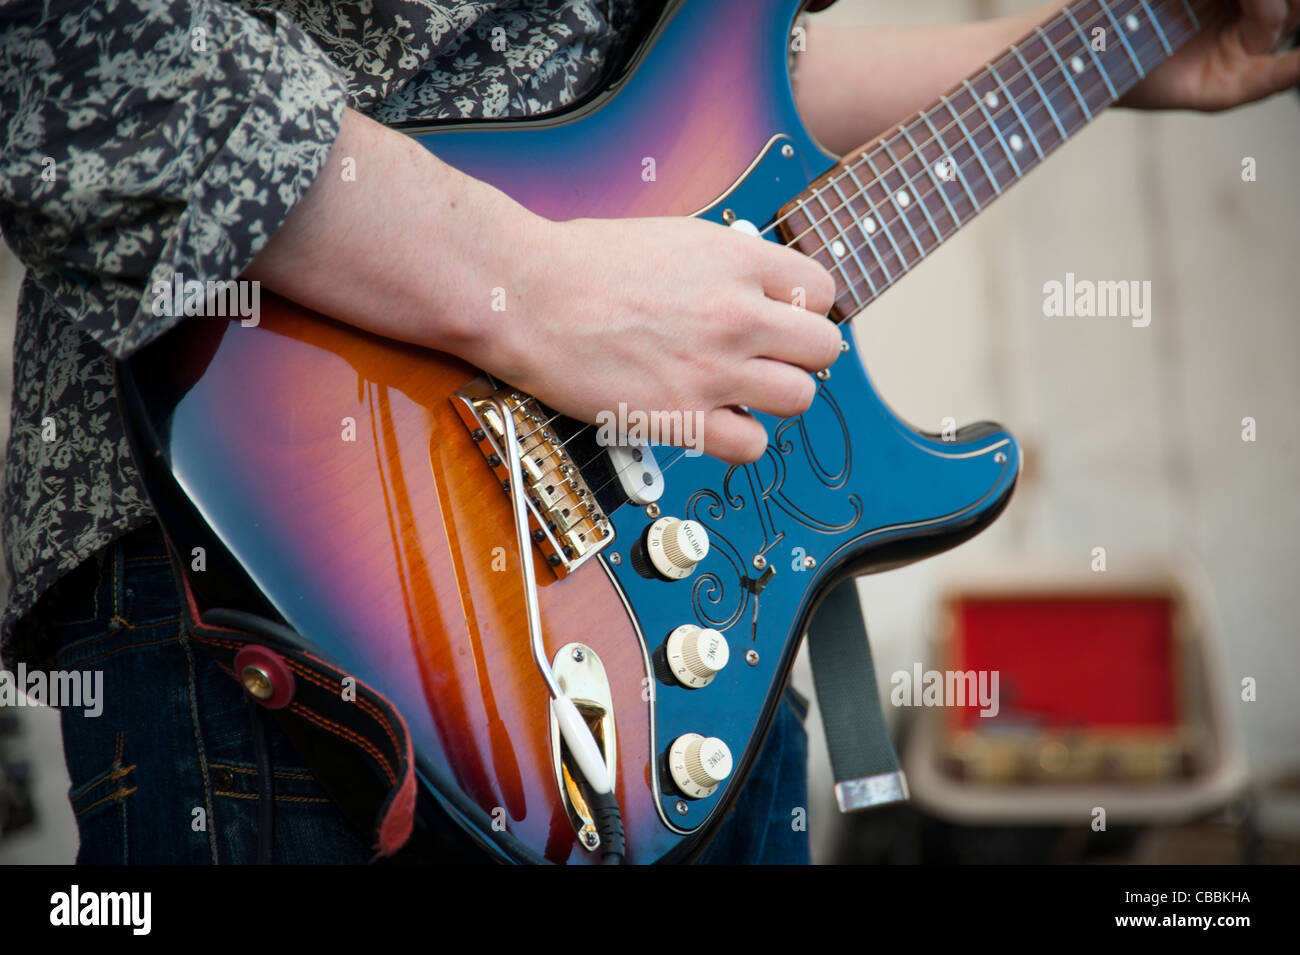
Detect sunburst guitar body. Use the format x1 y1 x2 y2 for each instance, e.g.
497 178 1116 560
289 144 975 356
119 0 1033 863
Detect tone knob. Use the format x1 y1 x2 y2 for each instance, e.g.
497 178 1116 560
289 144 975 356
668 734 732 799
665 625 730 688
645 517 710 579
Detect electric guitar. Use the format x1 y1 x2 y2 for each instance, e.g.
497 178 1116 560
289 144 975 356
117 0 1216 863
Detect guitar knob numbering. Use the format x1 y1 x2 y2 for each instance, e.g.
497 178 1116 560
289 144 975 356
668 733 732 799
665 624 729 688
645 517 709 580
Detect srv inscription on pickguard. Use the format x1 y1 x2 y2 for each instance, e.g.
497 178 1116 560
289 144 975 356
683 382 864 631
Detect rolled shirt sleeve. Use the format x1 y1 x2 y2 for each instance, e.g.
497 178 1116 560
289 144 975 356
0 0 348 359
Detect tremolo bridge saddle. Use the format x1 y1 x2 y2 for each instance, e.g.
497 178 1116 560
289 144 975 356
453 377 613 577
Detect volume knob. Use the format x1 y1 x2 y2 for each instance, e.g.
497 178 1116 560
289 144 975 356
666 625 729 688
668 734 733 799
645 517 710 580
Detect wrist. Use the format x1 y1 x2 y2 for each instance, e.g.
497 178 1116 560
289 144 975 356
442 196 554 382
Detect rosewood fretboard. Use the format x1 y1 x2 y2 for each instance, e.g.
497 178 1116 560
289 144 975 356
779 0 1213 319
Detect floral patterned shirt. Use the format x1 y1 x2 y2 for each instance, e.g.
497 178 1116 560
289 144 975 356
0 0 642 666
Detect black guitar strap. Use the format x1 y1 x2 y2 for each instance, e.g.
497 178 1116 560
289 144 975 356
806 577 910 811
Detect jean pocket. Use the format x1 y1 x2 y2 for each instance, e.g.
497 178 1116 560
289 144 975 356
208 760 375 864
35 554 106 634
66 730 136 865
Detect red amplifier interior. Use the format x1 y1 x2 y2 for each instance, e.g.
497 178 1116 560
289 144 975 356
948 594 1178 732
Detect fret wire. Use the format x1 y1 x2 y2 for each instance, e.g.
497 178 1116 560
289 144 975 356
1025 21 1095 137
786 0 1209 270
1100 1 1147 78
530 0 1222 497
963 78 1022 181
811 186 869 309
805 189 863 309
920 109 982 214
822 177 879 305
988 59 1046 159
771 0 1209 254
900 120 965 232
799 9 1145 284
1065 6 1119 98
939 92 1002 199
815 0 1212 316
1179 0 1201 29
1011 41 1069 142
859 147 928 260
842 163 897 285
800 4 1206 317
847 155 915 271
1137 0 1174 54
880 134 946 245
1035 24 1093 120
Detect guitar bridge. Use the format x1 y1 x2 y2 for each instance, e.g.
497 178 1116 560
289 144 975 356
453 377 613 577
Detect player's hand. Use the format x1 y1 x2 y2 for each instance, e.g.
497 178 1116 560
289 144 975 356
1122 0 1300 110
474 214 841 465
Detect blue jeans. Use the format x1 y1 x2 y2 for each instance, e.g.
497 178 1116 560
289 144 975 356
37 521 809 864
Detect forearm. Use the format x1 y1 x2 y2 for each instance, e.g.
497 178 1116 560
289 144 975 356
238 105 841 464
243 106 537 369
794 3 1060 156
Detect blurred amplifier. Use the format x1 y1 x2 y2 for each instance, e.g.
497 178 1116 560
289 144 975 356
938 576 1204 784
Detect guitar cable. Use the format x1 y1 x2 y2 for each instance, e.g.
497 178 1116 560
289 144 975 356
246 694 276 864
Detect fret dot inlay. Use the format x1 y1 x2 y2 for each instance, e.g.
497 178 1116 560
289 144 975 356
776 0 1201 322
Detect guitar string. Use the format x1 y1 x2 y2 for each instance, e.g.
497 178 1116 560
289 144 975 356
512 0 1192 510
637 0 1212 489
495 0 1207 522
764 0 1208 253
507 0 1194 503
511 0 1198 460
504 0 1196 514
781 0 1207 309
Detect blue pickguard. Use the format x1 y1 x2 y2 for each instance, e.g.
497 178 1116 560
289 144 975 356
605 140 1019 831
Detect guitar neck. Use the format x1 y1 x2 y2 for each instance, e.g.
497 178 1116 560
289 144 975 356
779 0 1212 320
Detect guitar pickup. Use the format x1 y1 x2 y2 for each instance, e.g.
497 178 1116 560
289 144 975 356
605 439 664 505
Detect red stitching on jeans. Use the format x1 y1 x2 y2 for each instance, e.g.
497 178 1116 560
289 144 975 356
200 634 402 756
208 653 397 784
287 703 397 785
281 661 401 754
